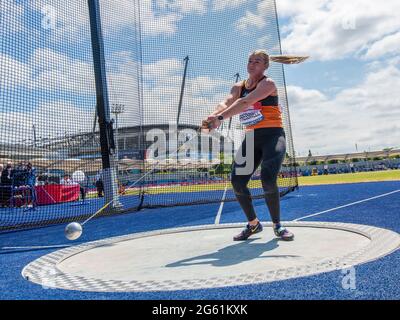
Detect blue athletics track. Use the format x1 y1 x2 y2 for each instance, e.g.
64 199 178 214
0 180 399 300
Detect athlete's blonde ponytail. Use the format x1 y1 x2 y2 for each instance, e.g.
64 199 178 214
250 49 309 65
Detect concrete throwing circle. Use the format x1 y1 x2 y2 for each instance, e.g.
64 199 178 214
22 222 400 292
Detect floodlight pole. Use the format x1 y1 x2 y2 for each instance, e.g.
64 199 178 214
176 56 189 128
112 103 125 165
32 124 37 147
176 56 189 162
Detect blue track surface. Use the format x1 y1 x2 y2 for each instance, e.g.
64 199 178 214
0 180 399 300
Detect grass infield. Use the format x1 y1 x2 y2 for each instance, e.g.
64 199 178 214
298 170 400 186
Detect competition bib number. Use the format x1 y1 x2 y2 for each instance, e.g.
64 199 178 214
239 109 264 127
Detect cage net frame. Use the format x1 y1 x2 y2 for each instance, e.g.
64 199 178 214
0 0 298 232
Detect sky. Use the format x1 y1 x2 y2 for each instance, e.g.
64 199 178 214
0 0 399 157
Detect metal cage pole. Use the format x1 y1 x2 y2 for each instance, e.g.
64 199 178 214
88 0 122 212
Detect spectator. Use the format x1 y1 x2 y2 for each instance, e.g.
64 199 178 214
25 162 37 209
1 162 13 184
60 174 73 185
95 170 104 197
78 176 87 202
0 163 3 207
1 162 13 207
11 162 27 187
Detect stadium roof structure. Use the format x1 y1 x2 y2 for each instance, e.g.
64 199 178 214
0 123 223 173
0 124 201 157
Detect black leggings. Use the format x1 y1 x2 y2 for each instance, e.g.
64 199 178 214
231 128 286 224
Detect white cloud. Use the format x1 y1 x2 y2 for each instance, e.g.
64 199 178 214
364 32 400 60
0 1 26 34
26 0 206 41
0 52 233 143
276 0 328 18
0 102 94 144
134 0 182 36
212 0 249 11
236 10 267 31
0 54 31 88
237 0 400 61
0 47 139 141
285 85 328 107
155 0 208 15
257 35 272 47
28 48 139 102
288 62 400 156
4 49 398 157
143 58 183 80
29 0 90 43
34 102 94 136
1 0 205 48
29 48 95 94
4 0 398 157
141 58 232 126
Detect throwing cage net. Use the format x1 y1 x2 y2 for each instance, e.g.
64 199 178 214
0 0 298 232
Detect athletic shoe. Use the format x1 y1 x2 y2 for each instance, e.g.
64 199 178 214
274 225 294 241
233 222 263 241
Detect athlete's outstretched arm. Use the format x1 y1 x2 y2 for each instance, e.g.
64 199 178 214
220 78 276 119
205 78 277 129
210 83 242 116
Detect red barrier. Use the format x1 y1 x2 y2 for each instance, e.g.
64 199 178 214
36 184 80 205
